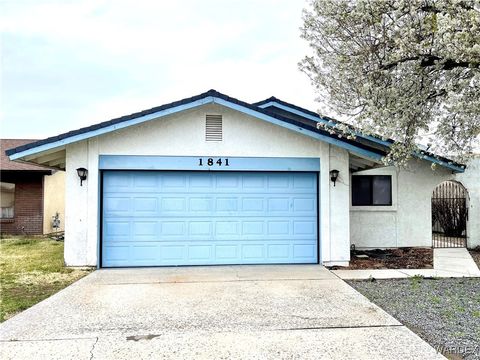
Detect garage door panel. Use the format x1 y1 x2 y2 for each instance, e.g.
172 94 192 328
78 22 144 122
215 221 239 235
104 221 130 237
104 173 131 188
294 244 317 259
133 198 158 212
161 245 185 260
293 175 316 189
215 245 238 259
188 245 212 260
189 174 213 188
215 174 239 188
103 245 130 262
161 174 187 188
133 172 158 187
131 245 158 261
267 220 290 235
189 198 213 211
104 197 131 216
161 221 185 236
102 171 318 267
267 244 290 259
242 221 264 235
133 221 158 238
242 176 264 188
188 221 212 236
294 221 316 235
241 198 264 211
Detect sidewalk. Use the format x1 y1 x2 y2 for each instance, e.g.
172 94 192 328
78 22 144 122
331 248 480 280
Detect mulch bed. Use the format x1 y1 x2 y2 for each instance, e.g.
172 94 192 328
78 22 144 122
328 247 433 270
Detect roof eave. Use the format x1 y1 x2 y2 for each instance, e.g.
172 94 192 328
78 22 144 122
8 96 215 161
257 99 465 173
7 92 385 164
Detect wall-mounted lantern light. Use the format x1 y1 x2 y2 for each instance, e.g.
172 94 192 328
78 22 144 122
76 167 88 186
330 169 339 187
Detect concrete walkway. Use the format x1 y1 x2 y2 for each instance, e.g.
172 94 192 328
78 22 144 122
332 248 480 280
0 266 443 359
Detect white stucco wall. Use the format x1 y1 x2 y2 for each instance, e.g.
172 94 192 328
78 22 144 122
64 104 351 266
455 155 480 248
350 160 453 249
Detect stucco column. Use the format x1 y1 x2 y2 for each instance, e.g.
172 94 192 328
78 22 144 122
64 142 91 266
323 146 350 266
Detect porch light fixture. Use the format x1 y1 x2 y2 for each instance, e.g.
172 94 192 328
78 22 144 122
330 169 339 187
76 167 88 186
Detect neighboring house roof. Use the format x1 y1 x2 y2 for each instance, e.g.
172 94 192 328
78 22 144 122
1 139 53 173
4 89 465 173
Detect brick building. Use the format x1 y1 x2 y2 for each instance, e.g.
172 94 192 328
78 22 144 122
1 139 58 235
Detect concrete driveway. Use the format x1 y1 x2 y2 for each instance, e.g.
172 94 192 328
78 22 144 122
0 266 442 359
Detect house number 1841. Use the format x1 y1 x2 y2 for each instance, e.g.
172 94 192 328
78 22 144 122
198 158 230 167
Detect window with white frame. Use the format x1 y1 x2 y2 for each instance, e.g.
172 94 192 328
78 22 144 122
1 182 15 219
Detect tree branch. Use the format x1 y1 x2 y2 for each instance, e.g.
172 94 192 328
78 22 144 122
421 1 477 14
380 55 479 70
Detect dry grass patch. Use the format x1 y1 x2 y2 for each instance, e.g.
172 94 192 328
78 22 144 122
0 237 93 322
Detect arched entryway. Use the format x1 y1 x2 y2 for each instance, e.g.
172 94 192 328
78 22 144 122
432 181 469 248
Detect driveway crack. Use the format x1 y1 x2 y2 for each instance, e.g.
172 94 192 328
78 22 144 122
89 337 99 360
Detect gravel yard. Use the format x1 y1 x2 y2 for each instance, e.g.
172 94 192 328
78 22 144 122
348 277 480 359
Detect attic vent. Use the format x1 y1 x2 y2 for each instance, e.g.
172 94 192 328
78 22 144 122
205 114 222 141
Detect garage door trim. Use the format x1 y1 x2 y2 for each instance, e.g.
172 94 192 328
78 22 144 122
99 155 320 172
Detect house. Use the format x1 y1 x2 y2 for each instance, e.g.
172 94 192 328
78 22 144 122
1 139 65 235
5 90 477 267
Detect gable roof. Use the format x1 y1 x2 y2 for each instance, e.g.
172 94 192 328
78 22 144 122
5 89 387 162
1 139 53 172
5 89 465 173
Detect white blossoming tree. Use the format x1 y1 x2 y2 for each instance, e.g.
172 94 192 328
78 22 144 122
300 0 480 165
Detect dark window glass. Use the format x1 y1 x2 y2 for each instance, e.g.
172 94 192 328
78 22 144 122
372 176 392 205
351 176 371 205
352 175 392 206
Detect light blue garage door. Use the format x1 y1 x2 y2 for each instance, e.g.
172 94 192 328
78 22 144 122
102 171 318 267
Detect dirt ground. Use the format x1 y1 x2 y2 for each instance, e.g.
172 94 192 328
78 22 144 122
328 248 433 270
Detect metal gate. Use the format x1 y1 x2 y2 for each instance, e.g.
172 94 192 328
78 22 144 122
432 181 468 248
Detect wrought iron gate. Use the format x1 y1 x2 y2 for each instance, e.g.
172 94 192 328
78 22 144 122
432 181 468 248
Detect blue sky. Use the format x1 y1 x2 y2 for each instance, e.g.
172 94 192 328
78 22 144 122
0 0 319 139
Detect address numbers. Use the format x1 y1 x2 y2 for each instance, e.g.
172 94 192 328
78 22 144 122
198 158 230 167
